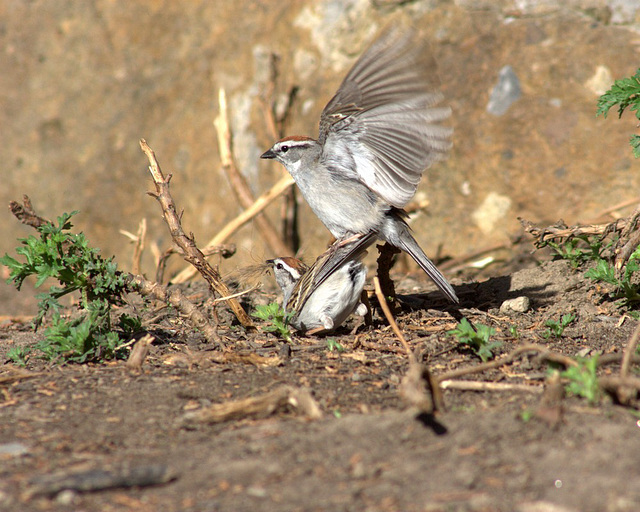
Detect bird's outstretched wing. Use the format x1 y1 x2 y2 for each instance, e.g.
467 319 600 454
319 25 452 208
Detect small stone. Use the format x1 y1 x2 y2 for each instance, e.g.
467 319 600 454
576 347 594 358
500 296 530 314
472 192 512 234
0 442 29 457
584 65 613 96
55 490 77 506
246 486 268 498
487 65 521 116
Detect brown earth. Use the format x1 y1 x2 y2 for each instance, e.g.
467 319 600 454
2 251 640 512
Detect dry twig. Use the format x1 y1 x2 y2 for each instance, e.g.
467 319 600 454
180 386 321 425
0 369 45 385
436 343 578 383
521 212 640 273
119 218 146 275
374 276 444 413
8 195 51 228
439 380 543 393
171 174 294 283
215 88 290 256
140 139 254 330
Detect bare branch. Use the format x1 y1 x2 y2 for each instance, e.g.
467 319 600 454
171 174 294 283
215 88 291 255
139 138 254 331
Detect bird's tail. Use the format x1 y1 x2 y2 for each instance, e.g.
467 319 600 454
396 230 459 304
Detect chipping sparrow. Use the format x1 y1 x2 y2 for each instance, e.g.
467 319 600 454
268 235 371 334
261 26 458 303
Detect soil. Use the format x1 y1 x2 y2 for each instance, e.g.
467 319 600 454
2 251 640 512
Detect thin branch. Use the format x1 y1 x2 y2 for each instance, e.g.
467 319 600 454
436 343 578 383
139 139 254 330
215 88 290 256
373 276 412 358
119 218 147 275
621 322 640 378
180 386 322 425
211 282 262 304
374 276 444 413
440 380 543 393
520 217 624 247
171 174 294 283
9 195 51 228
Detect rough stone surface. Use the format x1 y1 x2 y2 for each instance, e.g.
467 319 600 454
2 1 640 313
500 295 531 313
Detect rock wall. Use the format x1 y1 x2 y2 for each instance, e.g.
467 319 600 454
1 0 639 300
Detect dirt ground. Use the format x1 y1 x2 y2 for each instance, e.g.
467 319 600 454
2 248 640 512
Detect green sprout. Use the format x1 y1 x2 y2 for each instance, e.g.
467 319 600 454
543 313 576 339
448 318 500 362
252 302 293 342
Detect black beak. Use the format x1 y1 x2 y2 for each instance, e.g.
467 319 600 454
260 148 276 159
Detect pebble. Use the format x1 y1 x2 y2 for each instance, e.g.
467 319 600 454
55 490 77 506
0 442 29 457
499 296 530 314
487 65 521 116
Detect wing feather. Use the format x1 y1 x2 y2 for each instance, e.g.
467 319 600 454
319 25 452 208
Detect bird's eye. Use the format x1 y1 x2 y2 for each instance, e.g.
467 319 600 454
281 145 289 153
276 262 284 270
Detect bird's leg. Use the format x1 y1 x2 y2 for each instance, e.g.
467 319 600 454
335 233 366 247
376 242 400 313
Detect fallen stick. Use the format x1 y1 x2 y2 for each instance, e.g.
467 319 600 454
436 343 578 383
0 369 45 385
180 386 321 425
373 276 444 413
440 380 543 393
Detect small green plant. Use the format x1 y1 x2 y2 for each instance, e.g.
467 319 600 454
520 409 534 423
6 346 31 366
508 325 519 339
0 212 138 363
597 68 640 157
252 302 293 342
561 355 600 404
585 256 640 305
447 318 500 362
326 338 345 352
546 236 605 269
543 313 576 339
